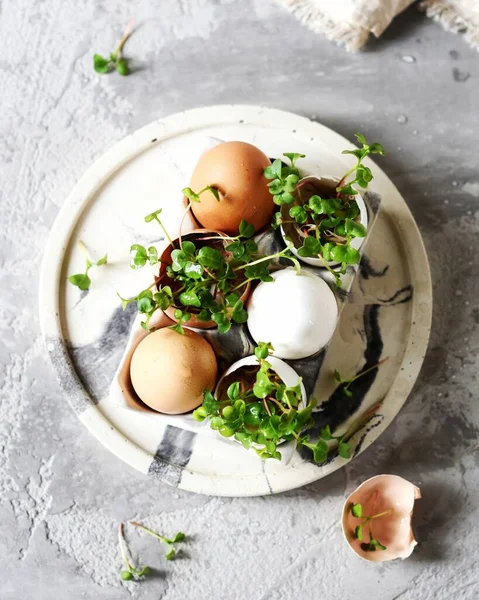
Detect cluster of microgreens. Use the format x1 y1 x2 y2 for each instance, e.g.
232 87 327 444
94 22 134 76
350 502 390 552
193 342 351 462
119 208 299 333
68 240 107 291
266 134 385 285
118 521 185 582
263 153 305 205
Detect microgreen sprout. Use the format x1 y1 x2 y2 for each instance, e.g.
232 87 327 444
182 185 221 203
118 523 151 582
300 424 352 462
68 240 107 291
266 135 384 281
193 342 350 462
350 503 391 552
94 21 134 76
263 153 304 205
334 357 389 397
144 208 174 247
337 133 385 196
130 521 185 560
120 211 298 332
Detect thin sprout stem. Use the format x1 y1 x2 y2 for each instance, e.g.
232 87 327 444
118 523 133 572
153 215 174 248
370 509 392 520
266 396 288 413
115 20 134 58
234 246 292 271
230 278 251 293
197 234 237 243
345 357 389 389
178 202 193 250
263 398 272 417
78 240 89 259
129 521 169 545
337 162 359 191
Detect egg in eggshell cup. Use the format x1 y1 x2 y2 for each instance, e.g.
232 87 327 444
188 141 275 235
156 229 252 330
280 175 369 269
112 309 219 415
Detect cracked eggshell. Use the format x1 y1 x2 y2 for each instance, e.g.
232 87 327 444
189 141 274 235
247 267 338 359
280 176 368 268
342 474 421 562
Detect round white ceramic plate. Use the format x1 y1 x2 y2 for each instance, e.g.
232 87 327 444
39 105 432 497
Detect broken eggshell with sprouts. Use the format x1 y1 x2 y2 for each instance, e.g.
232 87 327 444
342 474 421 562
156 229 252 329
215 354 307 464
280 176 368 268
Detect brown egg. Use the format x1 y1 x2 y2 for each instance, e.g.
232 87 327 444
130 328 217 414
189 141 274 235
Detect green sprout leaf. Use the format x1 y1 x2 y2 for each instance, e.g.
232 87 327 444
94 23 134 77
338 440 352 459
239 219 255 238
351 503 363 518
182 187 201 203
330 244 360 265
68 273 91 291
197 246 224 270
93 54 111 73
116 57 130 76
68 241 107 291
283 152 305 167
130 244 148 269
254 341 273 360
121 570 134 581
289 205 308 225
297 236 321 258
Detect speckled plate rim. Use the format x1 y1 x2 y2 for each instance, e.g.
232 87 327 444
39 105 432 496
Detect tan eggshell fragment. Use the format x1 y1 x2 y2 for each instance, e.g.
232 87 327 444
130 328 218 414
189 141 274 235
342 474 421 562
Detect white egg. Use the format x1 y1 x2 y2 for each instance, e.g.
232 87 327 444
247 268 338 359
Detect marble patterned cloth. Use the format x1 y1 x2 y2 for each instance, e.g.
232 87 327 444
277 0 479 51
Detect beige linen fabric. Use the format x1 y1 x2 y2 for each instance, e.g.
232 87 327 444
277 0 479 51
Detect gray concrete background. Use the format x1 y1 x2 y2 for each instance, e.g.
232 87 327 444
1 1 478 598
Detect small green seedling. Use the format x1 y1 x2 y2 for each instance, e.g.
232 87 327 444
130 521 185 560
94 21 134 76
334 357 389 397
118 523 151 582
350 503 390 552
182 185 221 203
68 240 107 291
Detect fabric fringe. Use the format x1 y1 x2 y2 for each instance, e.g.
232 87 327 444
419 1 479 50
274 0 370 52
